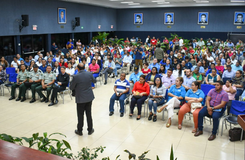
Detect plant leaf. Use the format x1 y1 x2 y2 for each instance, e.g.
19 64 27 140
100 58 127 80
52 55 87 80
62 140 72 150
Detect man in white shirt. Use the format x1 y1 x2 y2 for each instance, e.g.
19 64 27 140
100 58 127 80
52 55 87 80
123 51 132 74
34 51 40 62
179 38 184 47
198 38 205 47
206 52 214 64
11 57 20 70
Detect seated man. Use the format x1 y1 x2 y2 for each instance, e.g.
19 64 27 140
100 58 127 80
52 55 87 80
191 61 205 77
39 59 47 73
194 81 229 141
161 69 176 89
129 66 143 94
149 58 160 72
9 64 28 101
222 65 235 81
0 65 6 85
123 51 132 74
36 65 56 103
114 54 122 77
22 64 43 103
102 57 115 85
48 66 69 106
182 69 196 90
109 72 130 117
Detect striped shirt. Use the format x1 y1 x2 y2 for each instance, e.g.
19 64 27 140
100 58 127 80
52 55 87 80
207 89 229 107
115 79 130 94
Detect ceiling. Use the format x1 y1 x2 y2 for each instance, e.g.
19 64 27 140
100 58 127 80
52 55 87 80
60 0 245 8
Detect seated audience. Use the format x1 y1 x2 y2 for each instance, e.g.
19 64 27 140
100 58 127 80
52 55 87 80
182 69 196 90
122 51 132 74
114 53 122 77
141 62 151 75
157 77 186 128
103 57 115 85
66 62 75 76
232 61 243 72
215 59 224 75
129 75 150 120
0 56 9 69
109 73 130 117
53 61 61 77
11 57 20 70
0 65 6 84
148 77 167 122
36 57 42 67
205 69 221 85
193 67 203 83
161 69 176 89
149 58 160 72
48 66 69 106
145 67 161 85
194 81 229 141
173 64 184 78
222 80 236 114
232 70 244 100
59 58 68 68
222 65 235 80
159 65 166 76
39 59 47 73
178 81 205 132
129 66 143 94
88 59 100 88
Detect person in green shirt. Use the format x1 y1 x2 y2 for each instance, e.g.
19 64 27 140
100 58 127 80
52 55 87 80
192 67 203 83
35 65 56 103
9 64 28 101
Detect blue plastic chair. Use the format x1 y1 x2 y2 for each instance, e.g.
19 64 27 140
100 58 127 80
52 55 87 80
221 100 245 140
6 67 15 74
201 84 215 96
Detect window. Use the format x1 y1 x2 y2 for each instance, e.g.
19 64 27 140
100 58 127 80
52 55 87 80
0 36 15 56
21 35 45 54
51 33 71 49
74 32 89 45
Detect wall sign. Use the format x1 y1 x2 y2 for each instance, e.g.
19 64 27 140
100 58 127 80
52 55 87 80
200 26 206 28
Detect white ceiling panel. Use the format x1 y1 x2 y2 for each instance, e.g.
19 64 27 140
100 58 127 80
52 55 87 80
60 0 245 8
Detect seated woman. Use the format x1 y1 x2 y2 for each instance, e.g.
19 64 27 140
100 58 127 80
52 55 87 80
145 67 161 86
173 64 184 78
205 69 221 85
148 77 166 122
178 81 205 132
215 59 224 75
59 58 68 68
130 75 150 120
232 70 244 100
158 65 166 76
192 67 203 83
222 80 236 114
141 62 151 75
88 59 100 89
157 77 186 127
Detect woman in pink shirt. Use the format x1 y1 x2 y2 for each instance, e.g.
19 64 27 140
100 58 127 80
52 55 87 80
89 59 100 89
222 80 236 115
215 59 224 75
163 37 169 44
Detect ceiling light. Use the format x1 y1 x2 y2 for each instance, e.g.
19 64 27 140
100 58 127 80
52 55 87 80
128 3 140 5
121 1 133 3
230 0 245 2
195 0 209 3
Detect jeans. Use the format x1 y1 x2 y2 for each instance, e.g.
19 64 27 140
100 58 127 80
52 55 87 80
148 98 165 114
0 80 3 85
130 96 148 115
103 68 113 82
109 93 127 113
113 64 121 76
91 73 99 87
235 89 243 100
198 106 225 135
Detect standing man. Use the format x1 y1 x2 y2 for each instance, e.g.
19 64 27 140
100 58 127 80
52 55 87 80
51 42 58 54
155 44 164 63
134 45 143 70
36 65 56 103
48 66 69 106
9 64 28 101
70 63 96 136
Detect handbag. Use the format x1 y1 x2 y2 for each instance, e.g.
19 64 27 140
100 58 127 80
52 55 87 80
190 102 202 113
229 127 245 142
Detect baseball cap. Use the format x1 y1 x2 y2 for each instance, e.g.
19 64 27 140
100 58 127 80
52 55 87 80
33 64 39 68
134 66 139 71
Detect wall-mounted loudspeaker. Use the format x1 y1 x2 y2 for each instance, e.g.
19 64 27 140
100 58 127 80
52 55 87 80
75 17 80 26
21 15 29 27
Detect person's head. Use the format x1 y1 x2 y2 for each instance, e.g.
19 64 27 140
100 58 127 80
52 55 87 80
166 59 170 65
0 65 3 71
60 11 64 18
235 70 242 78
225 79 233 87
77 63 85 71
215 81 223 91
38 57 42 62
167 69 173 77
91 59 96 65
139 75 146 84
176 63 181 70
120 72 126 81
176 77 183 86
151 67 158 75
60 66 66 74
210 63 215 69
60 58 64 63
154 77 162 87
201 14 206 22
211 68 217 76
69 39 72 42
167 14 172 22
42 59 46 65
0 56 5 61
227 65 232 72
20 64 26 71
108 57 113 63
143 62 149 69
236 61 241 67
46 65 52 73
237 13 243 22
20 60 24 65
68 62 72 68
134 66 139 73
136 15 141 23
153 58 157 64
191 81 200 91
160 65 165 71
186 69 191 77
181 60 186 67
194 67 199 74
173 57 178 63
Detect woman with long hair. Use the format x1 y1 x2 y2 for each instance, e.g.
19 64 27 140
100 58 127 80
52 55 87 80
145 67 161 85
173 64 184 77
0 56 9 69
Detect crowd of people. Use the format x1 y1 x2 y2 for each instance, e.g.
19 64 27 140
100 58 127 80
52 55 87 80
0 35 245 141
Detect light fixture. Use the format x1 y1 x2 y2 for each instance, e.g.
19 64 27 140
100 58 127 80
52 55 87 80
230 0 245 2
121 1 133 3
195 0 209 3
128 3 140 5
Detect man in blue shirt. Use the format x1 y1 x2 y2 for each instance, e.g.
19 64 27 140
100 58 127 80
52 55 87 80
191 61 205 76
66 39 74 50
169 40 173 51
185 57 193 69
109 73 130 117
129 66 143 94
39 59 47 73
134 45 143 70
231 61 243 72
149 58 160 72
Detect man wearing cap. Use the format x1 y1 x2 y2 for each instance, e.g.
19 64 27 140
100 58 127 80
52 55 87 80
9 64 28 101
102 57 115 85
21 64 43 103
129 66 143 94
35 65 56 103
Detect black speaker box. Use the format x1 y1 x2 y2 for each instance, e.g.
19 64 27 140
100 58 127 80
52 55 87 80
75 17 80 26
22 15 29 26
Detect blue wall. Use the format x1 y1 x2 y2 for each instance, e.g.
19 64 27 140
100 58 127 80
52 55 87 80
116 6 245 32
0 0 117 36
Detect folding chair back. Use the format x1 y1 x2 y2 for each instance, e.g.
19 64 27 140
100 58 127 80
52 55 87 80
230 100 245 116
201 84 215 96
6 67 15 74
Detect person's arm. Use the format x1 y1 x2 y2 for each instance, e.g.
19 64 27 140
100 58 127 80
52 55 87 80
93 67 100 74
113 86 118 96
205 76 209 84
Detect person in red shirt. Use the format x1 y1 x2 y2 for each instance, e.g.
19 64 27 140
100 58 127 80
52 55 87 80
129 75 150 120
151 37 157 46
59 58 68 68
189 46 195 54
141 62 151 75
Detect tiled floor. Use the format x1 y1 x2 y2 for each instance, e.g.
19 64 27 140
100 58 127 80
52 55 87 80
0 78 244 160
